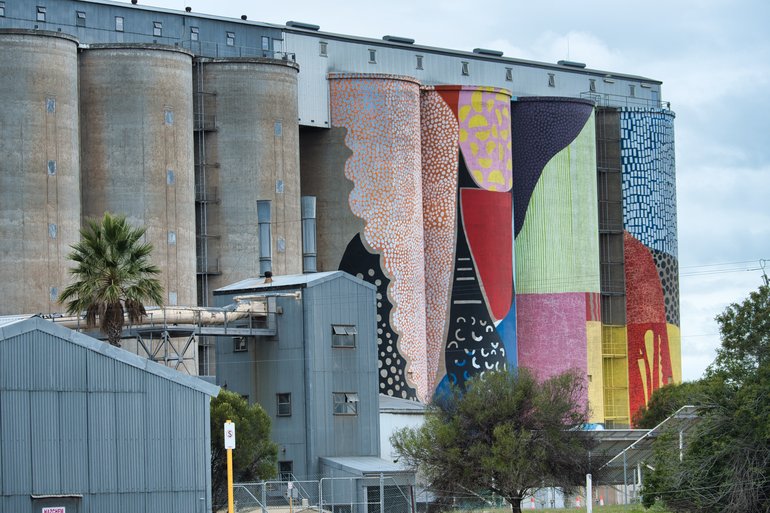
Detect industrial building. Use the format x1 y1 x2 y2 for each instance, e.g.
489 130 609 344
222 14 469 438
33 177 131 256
0 0 679 430
0 316 218 512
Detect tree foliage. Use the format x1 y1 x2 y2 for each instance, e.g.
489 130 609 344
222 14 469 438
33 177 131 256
391 369 594 513
59 212 164 346
210 390 278 511
643 284 770 513
632 381 708 429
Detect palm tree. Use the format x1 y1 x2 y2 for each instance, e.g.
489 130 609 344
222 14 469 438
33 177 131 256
59 212 164 346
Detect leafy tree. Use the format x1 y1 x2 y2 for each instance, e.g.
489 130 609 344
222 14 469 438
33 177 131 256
59 212 164 346
210 390 278 511
643 284 770 513
391 369 594 513
632 381 707 429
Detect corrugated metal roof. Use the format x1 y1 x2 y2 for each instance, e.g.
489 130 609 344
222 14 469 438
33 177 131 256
379 394 427 414
0 315 34 328
320 456 410 476
214 271 376 294
0 317 219 396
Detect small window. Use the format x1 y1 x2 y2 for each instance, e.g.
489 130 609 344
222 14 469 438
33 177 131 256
333 392 359 415
190 26 199 41
261 36 270 51
505 67 513 82
589 79 596 92
279 461 293 481
164 109 174 125
115 16 124 32
277 393 291 416
168 231 176 245
629 84 636 97
368 49 377 64
226 31 235 47
319 41 328 57
415 55 423 70
153 21 162 37
166 169 175 185
273 39 283 53
46 97 56 113
332 324 357 348
36 6 46 22
76 11 86 27
461 61 469 76
548 73 555 87
47 160 56 176
0 2 5 17
233 337 247 352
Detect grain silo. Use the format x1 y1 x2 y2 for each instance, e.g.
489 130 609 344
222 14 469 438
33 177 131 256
193 57 302 304
301 73 428 402
0 30 81 315
510 96 603 420
78 44 196 307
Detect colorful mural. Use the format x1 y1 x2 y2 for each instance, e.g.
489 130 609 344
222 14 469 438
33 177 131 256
511 97 602 417
620 108 680 421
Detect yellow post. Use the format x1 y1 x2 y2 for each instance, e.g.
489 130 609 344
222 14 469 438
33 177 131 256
226 419 235 513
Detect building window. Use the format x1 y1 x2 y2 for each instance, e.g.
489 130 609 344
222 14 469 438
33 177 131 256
36 6 46 22
153 21 162 37
332 325 357 348
629 84 636 97
333 392 359 415
47 160 56 176
226 31 235 47
319 41 328 56
589 79 596 92
164 109 174 125
277 393 292 416
368 49 377 63
233 337 248 352
505 67 513 82
76 11 86 27
415 55 423 70
461 61 469 76
115 16 124 32
261 36 270 51
190 26 199 41
548 73 555 87
0 2 5 17
279 461 293 481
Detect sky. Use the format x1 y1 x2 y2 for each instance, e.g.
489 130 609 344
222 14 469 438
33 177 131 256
126 0 770 381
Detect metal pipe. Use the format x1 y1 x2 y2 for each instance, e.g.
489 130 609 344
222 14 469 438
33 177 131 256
301 196 317 273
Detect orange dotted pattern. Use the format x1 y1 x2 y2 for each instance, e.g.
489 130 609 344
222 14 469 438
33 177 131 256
420 87 460 393
457 89 513 191
330 74 430 401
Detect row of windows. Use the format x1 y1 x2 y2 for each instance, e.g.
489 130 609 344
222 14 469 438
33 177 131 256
276 392 359 416
233 324 357 352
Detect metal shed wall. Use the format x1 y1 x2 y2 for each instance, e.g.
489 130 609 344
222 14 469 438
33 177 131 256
0 318 217 513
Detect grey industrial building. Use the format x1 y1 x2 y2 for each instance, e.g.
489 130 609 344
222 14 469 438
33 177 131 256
0 316 219 513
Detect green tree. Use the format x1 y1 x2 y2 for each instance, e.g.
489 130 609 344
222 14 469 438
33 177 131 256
632 381 707 429
210 390 278 511
391 369 594 513
643 284 770 513
59 212 164 346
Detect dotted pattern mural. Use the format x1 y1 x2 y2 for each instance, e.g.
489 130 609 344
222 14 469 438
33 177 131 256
340 234 417 399
510 97 595 236
620 108 678 258
420 87 460 391
651 249 680 325
329 73 429 401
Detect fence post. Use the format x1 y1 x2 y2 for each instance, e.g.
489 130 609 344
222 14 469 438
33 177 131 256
379 474 385 513
262 481 267 513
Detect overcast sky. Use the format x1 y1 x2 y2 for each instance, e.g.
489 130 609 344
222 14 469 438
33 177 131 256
130 0 770 381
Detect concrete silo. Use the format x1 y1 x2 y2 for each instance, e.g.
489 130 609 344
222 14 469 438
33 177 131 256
0 30 81 315
193 57 302 304
79 44 196 307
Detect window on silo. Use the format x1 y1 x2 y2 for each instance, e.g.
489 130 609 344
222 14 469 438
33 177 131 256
36 6 46 22
0 2 6 17
226 31 235 47
461 61 469 76
368 49 377 63
319 41 328 57
548 73 555 87
505 67 513 82
153 21 162 37
416 55 423 70
115 16 124 32
76 11 86 27
190 26 199 41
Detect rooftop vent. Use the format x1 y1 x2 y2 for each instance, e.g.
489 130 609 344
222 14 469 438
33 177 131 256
185 6 191 12
241 15 247 20
557 60 587 69
383 35 415 45
473 48 504 57
286 21 320 31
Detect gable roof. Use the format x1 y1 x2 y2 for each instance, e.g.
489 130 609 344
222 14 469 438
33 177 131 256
0 316 219 396
214 270 376 295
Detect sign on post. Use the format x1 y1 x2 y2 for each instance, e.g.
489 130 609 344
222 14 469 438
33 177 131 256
224 421 236 450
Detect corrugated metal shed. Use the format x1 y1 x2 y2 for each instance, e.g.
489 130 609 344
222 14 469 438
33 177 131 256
0 317 218 513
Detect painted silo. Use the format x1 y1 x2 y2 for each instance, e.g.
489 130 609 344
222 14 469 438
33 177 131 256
193 57 302 304
0 30 80 315
510 97 603 420
79 44 196 307
619 107 679 423
301 73 429 401
420 85 515 398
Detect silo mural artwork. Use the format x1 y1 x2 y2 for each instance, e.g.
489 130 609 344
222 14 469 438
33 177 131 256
511 97 602 415
620 107 679 420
